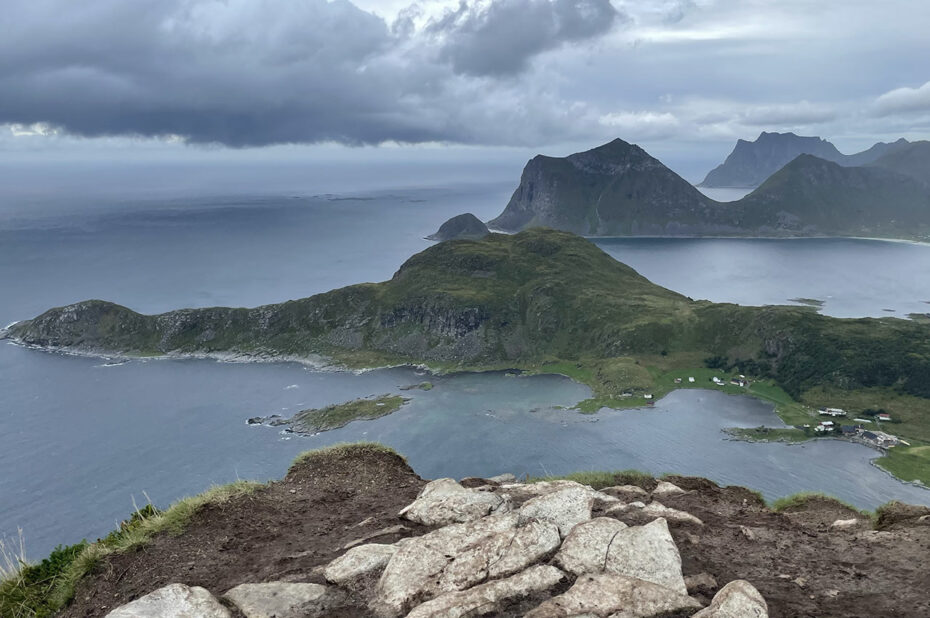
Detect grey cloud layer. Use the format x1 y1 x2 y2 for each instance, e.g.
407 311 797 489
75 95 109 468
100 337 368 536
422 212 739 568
0 0 622 147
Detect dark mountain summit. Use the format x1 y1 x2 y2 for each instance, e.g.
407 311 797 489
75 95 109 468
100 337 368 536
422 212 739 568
700 132 910 188
869 140 930 186
488 138 736 236
488 138 930 240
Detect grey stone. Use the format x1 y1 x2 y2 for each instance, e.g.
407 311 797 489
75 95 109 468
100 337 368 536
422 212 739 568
371 513 520 617
498 480 591 502
652 481 686 497
106 584 231 618
692 579 768 617
399 478 511 526
519 486 594 537
601 485 650 500
438 519 561 591
640 501 703 525
486 473 518 484
555 518 687 595
685 572 718 594
406 565 567 618
525 572 702 618
324 543 397 586
830 518 863 530
224 582 342 618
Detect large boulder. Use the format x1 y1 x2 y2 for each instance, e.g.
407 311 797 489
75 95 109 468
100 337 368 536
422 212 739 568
555 518 687 595
652 481 686 497
399 478 511 526
105 584 231 618
525 572 702 617
606 501 703 526
692 580 768 617
224 582 343 618
406 565 567 618
519 486 595 537
439 519 561 590
371 513 520 617
324 543 397 586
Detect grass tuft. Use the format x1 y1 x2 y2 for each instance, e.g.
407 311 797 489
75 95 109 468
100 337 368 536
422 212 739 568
770 491 872 518
529 469 656 490
288 442 406 473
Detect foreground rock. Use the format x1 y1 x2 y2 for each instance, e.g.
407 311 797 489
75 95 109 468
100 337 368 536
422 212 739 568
692 580 768 617
406 565 566 618
324 543 397 586
518 485 595 537
555 518 688 595
371 513 522 617
106 584 231 618
526 572 701 617
398 478 511 526
224 582 343 618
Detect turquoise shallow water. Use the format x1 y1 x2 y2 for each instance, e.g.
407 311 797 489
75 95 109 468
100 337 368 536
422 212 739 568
1 185 929 559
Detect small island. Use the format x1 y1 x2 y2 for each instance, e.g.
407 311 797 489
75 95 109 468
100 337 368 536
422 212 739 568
253 394 410 434
426 212 490 241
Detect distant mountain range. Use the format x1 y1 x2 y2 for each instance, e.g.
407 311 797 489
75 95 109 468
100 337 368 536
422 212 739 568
488 138 930 240
700 132 911 188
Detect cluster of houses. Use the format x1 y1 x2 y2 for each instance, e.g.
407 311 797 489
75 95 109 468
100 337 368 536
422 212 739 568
806 411 906 449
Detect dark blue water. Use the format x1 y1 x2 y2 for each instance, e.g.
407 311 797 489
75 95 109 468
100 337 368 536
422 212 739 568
2 184 929 560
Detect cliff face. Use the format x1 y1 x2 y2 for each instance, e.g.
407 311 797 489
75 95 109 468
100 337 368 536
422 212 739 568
488 139 734 236
700 132 911 188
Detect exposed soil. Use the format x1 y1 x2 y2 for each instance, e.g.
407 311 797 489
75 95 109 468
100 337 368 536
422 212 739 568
60 451 930 618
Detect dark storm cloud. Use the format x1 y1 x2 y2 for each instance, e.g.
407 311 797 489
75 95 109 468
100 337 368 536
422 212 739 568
0 0 621 147
428 0 623 76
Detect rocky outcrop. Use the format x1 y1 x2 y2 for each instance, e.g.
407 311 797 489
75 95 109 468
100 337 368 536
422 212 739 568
105 475 771 618
426 213 490 241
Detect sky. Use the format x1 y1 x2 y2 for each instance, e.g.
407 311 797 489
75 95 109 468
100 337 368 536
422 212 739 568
1 0 929 185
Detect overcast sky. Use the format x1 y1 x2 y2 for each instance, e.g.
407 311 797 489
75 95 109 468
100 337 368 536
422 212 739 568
2 0 928 182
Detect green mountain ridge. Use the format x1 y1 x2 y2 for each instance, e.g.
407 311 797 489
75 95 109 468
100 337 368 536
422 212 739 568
6 229 930 403
489 139 930 240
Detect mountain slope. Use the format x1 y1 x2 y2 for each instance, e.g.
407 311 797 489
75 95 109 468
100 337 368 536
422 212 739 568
488 139 736 236
700 132 910 188
426 212 489 241
870 140 930 186
736 154 930 236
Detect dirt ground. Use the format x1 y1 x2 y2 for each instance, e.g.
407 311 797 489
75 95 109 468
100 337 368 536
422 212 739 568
61 450 930 618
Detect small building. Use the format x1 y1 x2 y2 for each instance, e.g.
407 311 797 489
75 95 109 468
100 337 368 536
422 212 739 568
840 425 858 435
862 431 878 441
644 393 653 400
819 407 847 417
688 377 695 383
877 413 892 422
673 377 682 384
712 377 724 385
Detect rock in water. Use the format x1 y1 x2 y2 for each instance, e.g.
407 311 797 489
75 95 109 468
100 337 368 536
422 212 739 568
426 213 490 241
105 583 231 618
692 579 769 617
